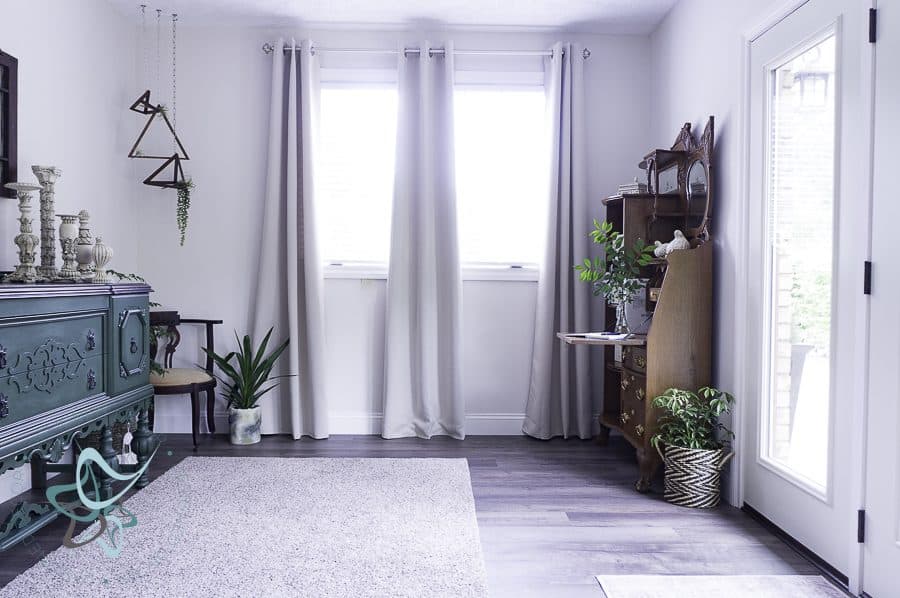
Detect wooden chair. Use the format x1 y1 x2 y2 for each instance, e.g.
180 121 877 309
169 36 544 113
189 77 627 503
149 311 223 446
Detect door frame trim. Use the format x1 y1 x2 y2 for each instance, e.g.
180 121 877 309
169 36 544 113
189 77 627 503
735 0 876 593
743 503 850 589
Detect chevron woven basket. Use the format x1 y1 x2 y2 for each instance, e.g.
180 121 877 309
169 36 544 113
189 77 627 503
658 445 734 508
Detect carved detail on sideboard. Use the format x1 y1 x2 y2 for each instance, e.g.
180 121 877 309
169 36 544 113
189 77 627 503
2 338 88 378
118 308 149 379
7 357 88 394
0 501 52 539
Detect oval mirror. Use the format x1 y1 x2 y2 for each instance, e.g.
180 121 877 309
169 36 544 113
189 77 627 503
686 159 709 231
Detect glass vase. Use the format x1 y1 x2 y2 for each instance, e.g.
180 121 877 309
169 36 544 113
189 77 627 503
614 300 630 334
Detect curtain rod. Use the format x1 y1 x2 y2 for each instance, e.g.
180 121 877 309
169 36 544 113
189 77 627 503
261 43 591 60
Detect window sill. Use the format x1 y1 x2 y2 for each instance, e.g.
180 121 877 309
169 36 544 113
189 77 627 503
323 263 539 282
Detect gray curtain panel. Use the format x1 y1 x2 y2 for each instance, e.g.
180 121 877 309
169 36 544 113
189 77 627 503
252 38 329 439
523 42 593 440
381 41 465 439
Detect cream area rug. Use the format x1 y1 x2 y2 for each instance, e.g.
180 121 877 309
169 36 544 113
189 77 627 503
596 575 847 598
1 457 488 597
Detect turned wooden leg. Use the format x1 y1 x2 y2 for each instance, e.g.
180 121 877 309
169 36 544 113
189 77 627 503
635 447 661 494
206 388 216 434
98 425 117 501
133 406 154 489
190 387 200 447
595 423 611 447
30 456 47 490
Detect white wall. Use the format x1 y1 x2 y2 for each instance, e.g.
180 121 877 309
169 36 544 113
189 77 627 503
0 0 140 502
649 0 784 503
0 0 142 271
139 26 653 435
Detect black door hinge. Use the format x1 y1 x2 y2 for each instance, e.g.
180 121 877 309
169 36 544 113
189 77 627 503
869 8 877 43
858 509 866 543
864 261 872 295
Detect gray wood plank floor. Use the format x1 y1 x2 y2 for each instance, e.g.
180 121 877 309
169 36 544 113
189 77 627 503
0 434 822 596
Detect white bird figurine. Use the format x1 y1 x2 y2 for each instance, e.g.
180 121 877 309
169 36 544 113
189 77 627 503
664 230 691 256
653 240 667 258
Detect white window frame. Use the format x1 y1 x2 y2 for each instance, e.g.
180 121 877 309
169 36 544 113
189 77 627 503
319 67 545 283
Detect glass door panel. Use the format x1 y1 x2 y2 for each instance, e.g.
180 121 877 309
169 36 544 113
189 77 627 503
763 34 837 492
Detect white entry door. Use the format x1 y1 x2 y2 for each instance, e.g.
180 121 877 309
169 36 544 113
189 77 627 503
863 1 900 595
744 0 869 578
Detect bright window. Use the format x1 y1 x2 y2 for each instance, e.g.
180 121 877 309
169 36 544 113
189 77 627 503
317 86 397 265
454 88 548 266
317 82 548 270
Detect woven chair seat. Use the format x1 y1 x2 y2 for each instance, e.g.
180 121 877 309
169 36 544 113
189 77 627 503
150 367 213 387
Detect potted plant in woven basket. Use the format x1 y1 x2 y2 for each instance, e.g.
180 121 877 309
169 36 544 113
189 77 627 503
651 387 735 508
203 328 290 445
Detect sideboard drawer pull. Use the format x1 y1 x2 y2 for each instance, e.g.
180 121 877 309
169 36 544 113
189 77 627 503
130 337 138 354
87 369 97 391
0 345 6 369
0 393 8 419
86 330 96 351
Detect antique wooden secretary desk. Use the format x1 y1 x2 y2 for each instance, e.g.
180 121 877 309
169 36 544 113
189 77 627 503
0 282 155 550
560 117 715 492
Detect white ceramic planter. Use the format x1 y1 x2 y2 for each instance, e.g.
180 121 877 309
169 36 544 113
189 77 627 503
229 406 262 445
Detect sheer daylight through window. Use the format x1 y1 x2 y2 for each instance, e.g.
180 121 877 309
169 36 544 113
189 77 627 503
454 87 548 267
317 86 398 265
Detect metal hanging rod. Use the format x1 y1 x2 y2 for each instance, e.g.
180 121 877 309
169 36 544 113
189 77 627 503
261 43 591 60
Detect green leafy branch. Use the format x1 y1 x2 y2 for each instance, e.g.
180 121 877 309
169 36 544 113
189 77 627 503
573 219 655 305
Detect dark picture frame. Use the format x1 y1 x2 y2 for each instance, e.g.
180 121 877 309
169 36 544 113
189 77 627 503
0 49 18 198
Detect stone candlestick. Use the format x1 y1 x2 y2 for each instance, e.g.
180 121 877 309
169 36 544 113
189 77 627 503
32 166 62 280
56 214 80 281
76 210 94 280
3 182 43 283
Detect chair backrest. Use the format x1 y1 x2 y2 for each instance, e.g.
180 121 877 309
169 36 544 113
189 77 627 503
149 311 223 374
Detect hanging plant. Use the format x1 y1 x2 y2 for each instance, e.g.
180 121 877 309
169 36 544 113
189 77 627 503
176 179 193 246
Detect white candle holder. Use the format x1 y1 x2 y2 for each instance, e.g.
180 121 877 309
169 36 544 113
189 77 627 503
92 237 113 284
76 210 95 280
3 182 43 283
56 214 79 281
32 166 62 281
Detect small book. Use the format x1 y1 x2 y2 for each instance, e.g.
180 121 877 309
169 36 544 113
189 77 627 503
583 332 629 340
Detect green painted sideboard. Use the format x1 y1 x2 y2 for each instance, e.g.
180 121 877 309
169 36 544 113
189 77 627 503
0 282 157 550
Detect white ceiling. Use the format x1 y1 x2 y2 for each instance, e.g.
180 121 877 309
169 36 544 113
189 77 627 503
108 0 678 35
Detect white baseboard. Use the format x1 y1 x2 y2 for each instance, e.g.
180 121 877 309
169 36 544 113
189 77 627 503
153 411 603 437
151 412 228 435
326 412 528 435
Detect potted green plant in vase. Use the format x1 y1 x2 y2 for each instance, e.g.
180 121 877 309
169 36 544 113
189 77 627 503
651 387 735 508
204 328 290 445
575 219 655 333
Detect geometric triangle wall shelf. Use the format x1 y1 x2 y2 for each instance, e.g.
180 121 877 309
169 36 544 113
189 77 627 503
128 106 190 161
142 154 186 189
129 90 159 115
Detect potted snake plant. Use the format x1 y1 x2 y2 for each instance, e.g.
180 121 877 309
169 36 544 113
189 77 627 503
651 387 735 508
203 328 289 445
